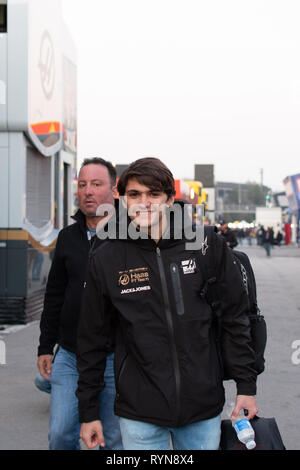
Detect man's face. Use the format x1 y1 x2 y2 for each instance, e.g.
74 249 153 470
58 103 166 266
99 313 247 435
124 178 173 232
77 164 116 217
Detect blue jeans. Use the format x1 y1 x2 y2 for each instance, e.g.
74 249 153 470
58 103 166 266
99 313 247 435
119 414 221 450
48 347 122 450
264 242 271 256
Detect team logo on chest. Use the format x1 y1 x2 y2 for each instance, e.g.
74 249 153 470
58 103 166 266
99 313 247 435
181 259 197 274
119 273 130 286
118 267 151 294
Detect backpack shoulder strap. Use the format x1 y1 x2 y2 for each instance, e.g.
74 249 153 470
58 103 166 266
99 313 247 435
194 226 222 324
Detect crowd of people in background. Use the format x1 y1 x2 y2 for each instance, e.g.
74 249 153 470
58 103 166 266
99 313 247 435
221 224 285 257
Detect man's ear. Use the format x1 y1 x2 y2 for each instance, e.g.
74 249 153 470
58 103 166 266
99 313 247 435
112 185 118 198
167 196 175 207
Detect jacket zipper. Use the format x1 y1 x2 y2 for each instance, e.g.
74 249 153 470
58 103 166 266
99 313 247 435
83 232 98 288
87 231 97 257
156 246 181 425
170 263 185 316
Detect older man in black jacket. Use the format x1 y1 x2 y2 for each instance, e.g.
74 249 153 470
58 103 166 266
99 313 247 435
77 158 258 450
36 157 122 450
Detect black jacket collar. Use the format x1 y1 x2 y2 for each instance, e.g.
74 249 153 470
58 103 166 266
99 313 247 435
71 209 87 232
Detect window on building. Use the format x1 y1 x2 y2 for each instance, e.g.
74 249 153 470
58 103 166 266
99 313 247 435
26 147 51 228
0 4 7 33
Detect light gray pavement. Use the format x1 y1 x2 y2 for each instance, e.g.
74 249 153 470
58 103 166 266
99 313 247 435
222 243 300 450
0 322 50 450
0 243 299 450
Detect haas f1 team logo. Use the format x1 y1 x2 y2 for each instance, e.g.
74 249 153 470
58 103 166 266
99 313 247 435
39 30 55 100
118 267 151 295
119 273 130 286
181 259 196 274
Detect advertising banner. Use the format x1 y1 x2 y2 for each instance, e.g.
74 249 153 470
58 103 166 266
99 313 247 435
27 0 63 156
283 174 300 213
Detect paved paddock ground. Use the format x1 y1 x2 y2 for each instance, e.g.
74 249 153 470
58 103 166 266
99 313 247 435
0 243 299 450
222 244 300 450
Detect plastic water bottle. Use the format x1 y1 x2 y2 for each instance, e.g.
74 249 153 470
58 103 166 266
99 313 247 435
232 414 256 450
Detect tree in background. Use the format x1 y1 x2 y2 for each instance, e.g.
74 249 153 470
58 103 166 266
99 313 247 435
246 182 271 207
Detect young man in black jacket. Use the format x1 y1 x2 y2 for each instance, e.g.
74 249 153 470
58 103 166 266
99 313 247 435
77 157 258 450
36 157 123 450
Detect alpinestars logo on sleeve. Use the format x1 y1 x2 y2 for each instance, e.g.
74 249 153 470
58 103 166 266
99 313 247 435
201 236 209 256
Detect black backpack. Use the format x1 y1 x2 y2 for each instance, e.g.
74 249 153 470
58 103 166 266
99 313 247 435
196 227 267 378
231 249 267 375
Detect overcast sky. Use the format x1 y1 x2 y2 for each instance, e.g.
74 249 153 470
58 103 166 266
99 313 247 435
61 0 300 191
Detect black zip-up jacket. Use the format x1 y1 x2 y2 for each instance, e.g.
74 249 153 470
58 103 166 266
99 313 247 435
76 219 257 427
37 210 107 356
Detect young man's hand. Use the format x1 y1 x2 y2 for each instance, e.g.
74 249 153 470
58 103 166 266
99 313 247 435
80 420 106 449
231 395 258 420
37 355 53 381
